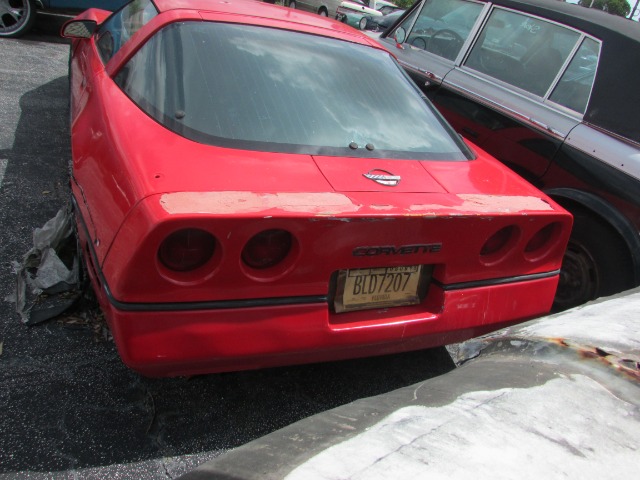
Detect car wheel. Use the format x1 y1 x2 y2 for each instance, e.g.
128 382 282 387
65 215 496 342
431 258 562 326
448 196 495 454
553 205 635 311
318 8 328 17
359 17 368 30
0 0 36 38
289 0 296 9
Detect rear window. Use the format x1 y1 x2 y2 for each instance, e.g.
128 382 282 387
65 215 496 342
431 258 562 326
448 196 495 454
114 21 472 160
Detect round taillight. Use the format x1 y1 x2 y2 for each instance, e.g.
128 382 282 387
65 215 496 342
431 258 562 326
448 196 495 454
525 223 561 258
158 229 216 272
242 229 292 269
481 226 517 257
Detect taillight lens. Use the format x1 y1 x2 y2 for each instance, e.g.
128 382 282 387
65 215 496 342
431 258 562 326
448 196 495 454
481 226 517 257
158 229 216 272
525 223 561 257
242 229 292 269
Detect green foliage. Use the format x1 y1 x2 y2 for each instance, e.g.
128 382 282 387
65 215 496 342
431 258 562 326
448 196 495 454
578 0 631 17
394 0 417 9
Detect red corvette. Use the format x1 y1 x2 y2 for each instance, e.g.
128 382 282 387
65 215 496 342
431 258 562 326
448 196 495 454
62 0 572 377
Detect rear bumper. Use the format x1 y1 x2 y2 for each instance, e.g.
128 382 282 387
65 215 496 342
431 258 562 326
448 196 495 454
96 276 559 377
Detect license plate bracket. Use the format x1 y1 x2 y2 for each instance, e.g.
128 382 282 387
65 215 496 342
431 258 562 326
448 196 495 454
333 265 431 313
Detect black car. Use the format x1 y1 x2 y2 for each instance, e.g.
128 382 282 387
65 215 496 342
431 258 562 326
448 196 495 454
380 0 640 310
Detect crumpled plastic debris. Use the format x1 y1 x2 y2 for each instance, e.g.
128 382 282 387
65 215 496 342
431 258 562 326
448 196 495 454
446 339 487 366
11 206 81 325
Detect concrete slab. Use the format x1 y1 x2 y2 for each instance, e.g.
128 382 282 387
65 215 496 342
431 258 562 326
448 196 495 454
180 288 640 480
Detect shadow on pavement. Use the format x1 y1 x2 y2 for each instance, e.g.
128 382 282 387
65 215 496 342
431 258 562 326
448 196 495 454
27 12 73 43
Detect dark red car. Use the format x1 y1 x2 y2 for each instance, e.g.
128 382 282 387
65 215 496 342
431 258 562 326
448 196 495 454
62 0 571 376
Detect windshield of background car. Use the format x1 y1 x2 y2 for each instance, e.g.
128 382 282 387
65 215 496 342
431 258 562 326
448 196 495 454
114 21 472 160
96 0 158 64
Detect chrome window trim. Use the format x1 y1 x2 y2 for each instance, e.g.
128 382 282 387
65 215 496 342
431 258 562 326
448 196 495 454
444 78 569 140
452 1 492 65
542 32 584 101
545 35 602 115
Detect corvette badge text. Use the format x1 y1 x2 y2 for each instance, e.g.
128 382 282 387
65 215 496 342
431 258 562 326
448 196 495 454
353 244 442 256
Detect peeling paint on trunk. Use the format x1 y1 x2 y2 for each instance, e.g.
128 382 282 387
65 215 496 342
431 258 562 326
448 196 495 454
409 194 553 214
159 192 554 216
159 192 362 215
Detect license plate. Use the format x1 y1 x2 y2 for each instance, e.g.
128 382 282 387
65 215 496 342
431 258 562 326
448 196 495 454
334 266 426 313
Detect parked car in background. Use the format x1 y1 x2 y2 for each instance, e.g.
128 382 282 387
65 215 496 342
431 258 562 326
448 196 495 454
380 0 640 310
366 7 405 31
62 0 571 376
335 0 401 30
0 0 127 37
288 0 341 18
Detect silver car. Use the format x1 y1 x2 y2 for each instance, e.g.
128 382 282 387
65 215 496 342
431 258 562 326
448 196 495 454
287 0 341 18
380 0 640 310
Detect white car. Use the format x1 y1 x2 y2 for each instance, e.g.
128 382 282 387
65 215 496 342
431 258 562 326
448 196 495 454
335 0 401 30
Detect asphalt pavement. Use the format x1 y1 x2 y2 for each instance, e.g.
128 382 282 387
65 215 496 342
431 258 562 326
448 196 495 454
0 13 455 479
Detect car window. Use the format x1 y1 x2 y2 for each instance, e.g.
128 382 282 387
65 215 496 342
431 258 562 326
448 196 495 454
399 0 484 61
114 21 472 160
549 37 600 114
464 8 581 98
96 0 158 64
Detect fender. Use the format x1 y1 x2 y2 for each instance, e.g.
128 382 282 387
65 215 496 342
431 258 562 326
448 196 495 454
547 187 640 285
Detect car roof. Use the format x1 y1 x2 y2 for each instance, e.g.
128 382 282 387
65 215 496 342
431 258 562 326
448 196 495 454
490 0 640 143
493 0 640 42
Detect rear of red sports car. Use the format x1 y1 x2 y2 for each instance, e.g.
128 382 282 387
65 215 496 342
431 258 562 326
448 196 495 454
64 0 572 376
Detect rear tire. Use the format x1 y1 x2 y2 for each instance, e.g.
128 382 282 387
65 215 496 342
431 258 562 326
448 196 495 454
553 205 634 311
0 0 36 38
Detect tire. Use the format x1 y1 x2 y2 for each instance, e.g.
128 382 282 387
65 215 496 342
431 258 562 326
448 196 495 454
288 0 297 8
359 17 368 30
318 8 328 17
0 0 37 38
553 205 635 311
